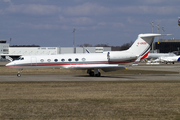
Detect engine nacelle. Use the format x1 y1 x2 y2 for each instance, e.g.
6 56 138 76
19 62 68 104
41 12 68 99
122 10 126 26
106 51 137 62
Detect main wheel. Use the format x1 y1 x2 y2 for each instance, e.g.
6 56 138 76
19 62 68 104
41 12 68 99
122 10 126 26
89 72 94 76
95 72 101 77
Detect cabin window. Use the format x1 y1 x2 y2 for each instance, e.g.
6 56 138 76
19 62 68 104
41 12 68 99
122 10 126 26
82 58 86 61
68 58 72 62
40 59 44 62
54 59 58 62
61 59 65 62
47 59 51 62
21 57 24 60
75 58 79 61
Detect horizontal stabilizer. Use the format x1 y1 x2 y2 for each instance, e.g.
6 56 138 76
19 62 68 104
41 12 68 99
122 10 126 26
139 34 172 38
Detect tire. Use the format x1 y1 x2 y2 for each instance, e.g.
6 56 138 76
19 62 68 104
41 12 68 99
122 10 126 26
89 72 94 76
95 72 101 77
17 73 21 77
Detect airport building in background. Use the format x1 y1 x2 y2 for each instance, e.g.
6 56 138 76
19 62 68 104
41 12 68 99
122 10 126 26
2 38 180 60
0 40 9 55
9 46 110 55
154 39 180 55
0 40 111 60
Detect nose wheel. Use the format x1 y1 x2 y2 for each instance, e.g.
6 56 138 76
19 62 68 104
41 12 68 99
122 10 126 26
17 69 23 77
17 73 21 77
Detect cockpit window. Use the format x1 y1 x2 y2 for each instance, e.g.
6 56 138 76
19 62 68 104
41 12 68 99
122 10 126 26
16 57 21 60
16 57 24 60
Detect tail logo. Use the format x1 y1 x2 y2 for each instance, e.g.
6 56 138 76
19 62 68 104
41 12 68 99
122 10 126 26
138 42 147 45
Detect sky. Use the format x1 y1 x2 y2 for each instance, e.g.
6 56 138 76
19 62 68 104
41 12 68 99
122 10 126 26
0 0 180 47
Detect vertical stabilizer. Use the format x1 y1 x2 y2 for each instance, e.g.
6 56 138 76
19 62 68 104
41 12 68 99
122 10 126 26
128 34 163 58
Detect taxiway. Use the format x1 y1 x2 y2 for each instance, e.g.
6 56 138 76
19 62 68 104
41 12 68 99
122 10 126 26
0 74 180 82
1 62 180 82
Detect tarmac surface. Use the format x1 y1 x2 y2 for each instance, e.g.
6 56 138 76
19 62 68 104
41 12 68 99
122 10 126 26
0 74 180 82
1 62 180 82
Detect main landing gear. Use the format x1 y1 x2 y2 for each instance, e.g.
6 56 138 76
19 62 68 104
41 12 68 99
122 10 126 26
17 69 23 77
87 69 101 77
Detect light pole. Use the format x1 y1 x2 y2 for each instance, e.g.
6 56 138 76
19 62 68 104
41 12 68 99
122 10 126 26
150 21 154 51
161 27 165 40
73 28 76 53
156 24 160 42
9 38 12 46
150 21 154 33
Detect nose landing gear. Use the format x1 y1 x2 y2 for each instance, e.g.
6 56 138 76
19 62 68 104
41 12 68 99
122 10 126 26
17 69 23 77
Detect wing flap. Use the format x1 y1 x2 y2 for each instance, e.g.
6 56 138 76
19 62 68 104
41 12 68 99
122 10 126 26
101 67 126 72
66 64 126 72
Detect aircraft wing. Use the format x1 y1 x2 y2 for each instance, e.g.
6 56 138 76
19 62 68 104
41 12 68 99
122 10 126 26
101 66 126 72
66 64 126 72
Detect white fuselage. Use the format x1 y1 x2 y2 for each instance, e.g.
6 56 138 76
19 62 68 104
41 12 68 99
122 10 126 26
158 56 180 63
147 53 176 59
6 51 137 69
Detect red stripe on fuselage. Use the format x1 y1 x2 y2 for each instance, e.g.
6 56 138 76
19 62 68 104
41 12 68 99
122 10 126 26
7 60 135 68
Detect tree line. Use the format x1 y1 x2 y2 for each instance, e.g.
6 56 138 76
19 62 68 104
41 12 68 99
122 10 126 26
78 41 133 51
10 41 133 51
10 44 40 47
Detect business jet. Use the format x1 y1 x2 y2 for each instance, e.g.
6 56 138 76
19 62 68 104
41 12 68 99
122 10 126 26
146 53 176 64
6 33 169 77
155 56 180 64
147 53 176 60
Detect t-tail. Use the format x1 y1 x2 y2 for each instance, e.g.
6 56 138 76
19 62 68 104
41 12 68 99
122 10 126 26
128 34 171 65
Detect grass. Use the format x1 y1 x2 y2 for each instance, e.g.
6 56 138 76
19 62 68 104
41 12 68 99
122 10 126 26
1 64 180 119
1 81 180 119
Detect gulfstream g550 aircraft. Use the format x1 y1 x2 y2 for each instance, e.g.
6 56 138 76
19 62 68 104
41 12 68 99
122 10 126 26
6 34 168 77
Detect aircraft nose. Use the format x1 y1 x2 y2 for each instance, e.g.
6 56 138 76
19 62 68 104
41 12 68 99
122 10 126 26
6 62 14 67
